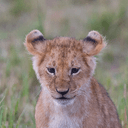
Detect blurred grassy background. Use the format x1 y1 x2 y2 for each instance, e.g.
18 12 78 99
0 0 128 127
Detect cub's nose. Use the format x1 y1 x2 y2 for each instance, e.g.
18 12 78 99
56 88 69 95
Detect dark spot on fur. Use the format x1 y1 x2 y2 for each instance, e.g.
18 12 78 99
83 36 97 44
68 49 71 53
71 61 74 66
73 54 76 58
32 36 45 43
62 52 65 57
52 61 56 66
51 53 55 58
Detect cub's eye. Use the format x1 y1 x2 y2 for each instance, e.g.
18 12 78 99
47 68 55 75
71 68 80 75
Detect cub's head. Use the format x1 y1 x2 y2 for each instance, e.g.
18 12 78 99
25 30 106 105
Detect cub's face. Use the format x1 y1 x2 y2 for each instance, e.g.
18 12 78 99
38 38 93 104
25 30 106 105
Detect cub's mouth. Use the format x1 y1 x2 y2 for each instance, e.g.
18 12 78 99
56 97 71 100
53 96 76 105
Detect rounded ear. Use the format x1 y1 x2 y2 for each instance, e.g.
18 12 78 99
24 30 46 56
83 31 106 56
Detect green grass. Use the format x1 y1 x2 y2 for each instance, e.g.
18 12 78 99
10 0 31 16
0 0 128 127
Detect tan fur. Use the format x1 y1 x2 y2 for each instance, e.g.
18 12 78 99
25 30 122 128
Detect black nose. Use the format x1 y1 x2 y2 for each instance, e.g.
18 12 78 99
56 88 69 95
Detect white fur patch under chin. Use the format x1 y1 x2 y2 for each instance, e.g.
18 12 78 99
53 98 75 106
49 113 82 128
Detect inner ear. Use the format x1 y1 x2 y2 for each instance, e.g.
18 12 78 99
24 30 46 56
83 31 106 56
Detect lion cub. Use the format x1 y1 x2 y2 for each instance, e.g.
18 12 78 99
25 30 122 128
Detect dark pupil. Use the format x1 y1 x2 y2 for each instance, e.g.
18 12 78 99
48 68 55 74
71 68 79 75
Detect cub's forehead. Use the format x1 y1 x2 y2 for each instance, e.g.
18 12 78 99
44 37 84 67
46 37 83 55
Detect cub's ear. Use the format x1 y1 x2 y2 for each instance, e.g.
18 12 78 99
24 30 46 56
83 31 106 56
